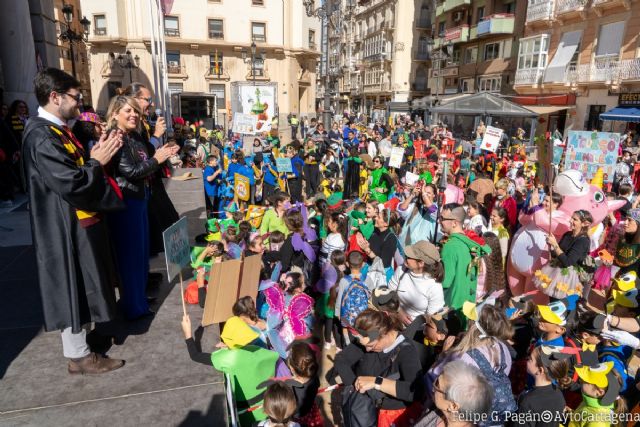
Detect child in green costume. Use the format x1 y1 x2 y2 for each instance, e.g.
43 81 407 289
182 315 279 426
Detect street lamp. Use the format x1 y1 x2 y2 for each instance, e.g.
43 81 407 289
117 50 140 83
242 41 266 86
59 3 90 79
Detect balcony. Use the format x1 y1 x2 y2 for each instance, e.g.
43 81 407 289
165 28 180 37
416 18 431 29
565 55 640 83
443 0 471 13
208 30 224 39
555 0 588 18
363 81 391 93
514 68 544 86
94 27 107 36
526 0 554 24
444 25 469 43
415 51 430 61
476 14 515 37
205 66 230 80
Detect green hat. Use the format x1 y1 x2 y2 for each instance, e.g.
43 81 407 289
207 218 221 233
350 210 366 221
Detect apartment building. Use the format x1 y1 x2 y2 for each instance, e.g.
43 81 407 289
430 0 525 98
320 0 434 119
514 0 640 133
81 0 321 124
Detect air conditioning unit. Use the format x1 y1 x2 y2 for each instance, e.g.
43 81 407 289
453 11 464 22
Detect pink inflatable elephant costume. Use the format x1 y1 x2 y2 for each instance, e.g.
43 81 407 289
507 170 626 297
444 184 465 205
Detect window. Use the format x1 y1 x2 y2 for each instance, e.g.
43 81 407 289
167 51 181 73
502 39 512 59
586 105 605 131
208 19 223 39
438 21 445 37
252 59 265 77
595 21 624 59
309 30 316 50
451 49 461 64
209 84 225 106
252 22 266 42
461 78 474 93
464 46 478 64
164 16 179 37
94 14 107 35
517 35 549 70
478 75 502 92
209 52 223 75
484 43 500 60
476 7 484 24
252 0 264 4
505 2 516 14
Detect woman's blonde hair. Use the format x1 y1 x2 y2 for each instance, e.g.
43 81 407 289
105 94 142 132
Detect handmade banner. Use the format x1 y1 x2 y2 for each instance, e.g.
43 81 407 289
234 173 250 202
202 255 263 325
232 112 258 135
389 146 405 169
480 126 503 153
245 205 267 229
564 131 620 183
275 157 293 173
162 217 190 315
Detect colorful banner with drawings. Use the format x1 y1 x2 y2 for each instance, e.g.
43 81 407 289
564 131 620 183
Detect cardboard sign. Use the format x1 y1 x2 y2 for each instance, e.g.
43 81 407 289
480 126 503 153
202 259 242 326
232 112 258 134
564 131 620 183
202 255 263 326
162 217 190 281
388 147 405 169
234 173 250 201
275 157 293 173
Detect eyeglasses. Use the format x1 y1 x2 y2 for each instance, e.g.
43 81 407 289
61 92 83 103
136 96 153 104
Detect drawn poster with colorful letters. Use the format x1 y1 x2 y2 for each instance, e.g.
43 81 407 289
564 131 620 183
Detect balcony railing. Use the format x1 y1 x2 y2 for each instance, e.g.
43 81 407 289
477 14 515 36
309 41 317 50
206 66 225 76
443 0 471 13
565 55 636 83
209 30 224 39
165 28 180 37
415 51 430 60
444 25 469 43
555 0 588 14
252 34 266 42
168 64 186 74
526 0 554 23
94 27 107 36
514 68 544 85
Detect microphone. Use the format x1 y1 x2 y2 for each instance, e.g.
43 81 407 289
155 108 162 118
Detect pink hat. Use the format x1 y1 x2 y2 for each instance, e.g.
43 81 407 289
77 112 100 124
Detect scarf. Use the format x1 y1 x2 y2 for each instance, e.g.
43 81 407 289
50 126 122 227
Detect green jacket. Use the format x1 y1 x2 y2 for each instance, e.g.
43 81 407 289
441 233 491 311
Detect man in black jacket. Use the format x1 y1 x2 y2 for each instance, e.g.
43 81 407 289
22 68 125 374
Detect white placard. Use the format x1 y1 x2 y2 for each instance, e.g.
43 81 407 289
480 126 503 153
389 147 405 169
404 171 419 186
232 112 258 135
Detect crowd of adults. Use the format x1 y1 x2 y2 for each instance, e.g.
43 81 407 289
9 66 640 427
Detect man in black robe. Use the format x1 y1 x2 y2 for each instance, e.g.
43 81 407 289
22 68 125 374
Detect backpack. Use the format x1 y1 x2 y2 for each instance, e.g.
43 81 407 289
340 275 370 327
467 346 517 424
